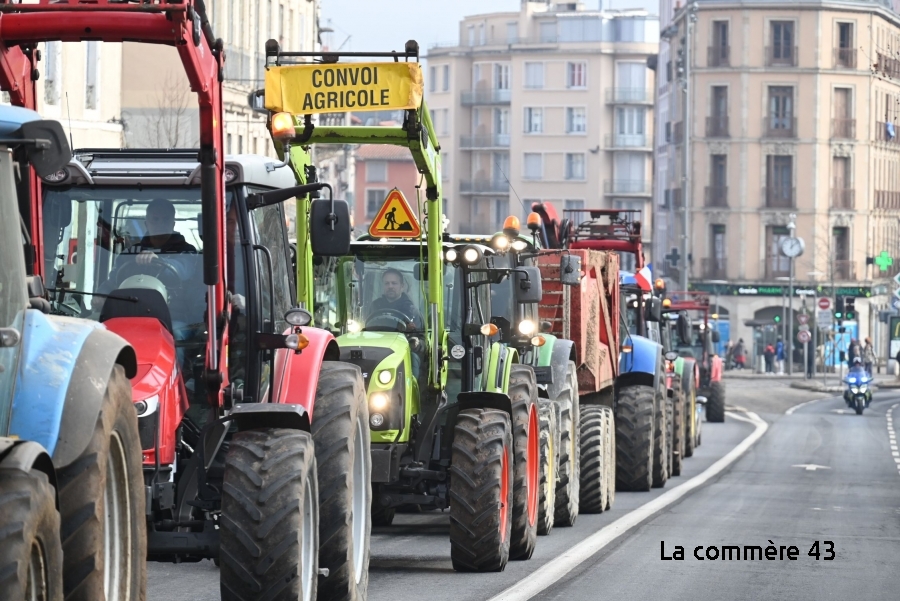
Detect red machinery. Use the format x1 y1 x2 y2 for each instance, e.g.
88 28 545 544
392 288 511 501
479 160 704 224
0 3 369 598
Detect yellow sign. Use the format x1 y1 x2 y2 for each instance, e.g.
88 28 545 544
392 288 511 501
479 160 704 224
265 62 424 115
368 189 420 238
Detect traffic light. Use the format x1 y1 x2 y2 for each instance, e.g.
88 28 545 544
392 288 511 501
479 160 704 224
773 314 781 324
845 296 856 320
835 296 845 319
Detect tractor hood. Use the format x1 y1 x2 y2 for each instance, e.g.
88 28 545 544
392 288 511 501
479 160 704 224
336 331 410 386
102 317 182 402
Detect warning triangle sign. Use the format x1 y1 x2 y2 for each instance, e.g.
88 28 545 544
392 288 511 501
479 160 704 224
368 188 421 238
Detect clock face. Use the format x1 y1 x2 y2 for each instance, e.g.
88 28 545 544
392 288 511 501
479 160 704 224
781 237 804 258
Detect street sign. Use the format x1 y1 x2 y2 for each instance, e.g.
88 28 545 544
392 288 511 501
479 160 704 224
876 250 894 272
817 310 833 326
797 330 811 344
797 314 809 325
368 188 421 238
893 298 900 311
799 324 810 332
817 297 831 311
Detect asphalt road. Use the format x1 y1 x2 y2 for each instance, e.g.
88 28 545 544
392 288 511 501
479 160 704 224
147 381 900 600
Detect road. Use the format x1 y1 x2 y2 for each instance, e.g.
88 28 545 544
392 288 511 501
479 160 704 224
147 379 900 600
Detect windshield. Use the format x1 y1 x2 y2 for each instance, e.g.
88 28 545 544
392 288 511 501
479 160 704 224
622 286 642 336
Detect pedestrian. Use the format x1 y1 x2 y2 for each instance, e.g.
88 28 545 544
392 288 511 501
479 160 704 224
775 337 785 374
764 343 775 373
863 337 876 376
806 342 815 378
848 338 862 365
733 338 745 370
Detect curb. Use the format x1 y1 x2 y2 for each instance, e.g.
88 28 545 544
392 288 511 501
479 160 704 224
789 382 843 393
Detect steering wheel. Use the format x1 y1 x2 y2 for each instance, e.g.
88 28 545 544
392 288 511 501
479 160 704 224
365 308 415 332
114 255 182 290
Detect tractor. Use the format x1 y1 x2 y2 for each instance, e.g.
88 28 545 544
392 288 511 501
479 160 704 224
0 107 146 600
3 2 370 599
263 40 541 572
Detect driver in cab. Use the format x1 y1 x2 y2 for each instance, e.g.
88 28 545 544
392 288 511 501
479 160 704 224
367 268 423 331
127 198 197 279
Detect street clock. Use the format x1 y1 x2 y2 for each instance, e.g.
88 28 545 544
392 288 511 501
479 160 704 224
781 236 805 258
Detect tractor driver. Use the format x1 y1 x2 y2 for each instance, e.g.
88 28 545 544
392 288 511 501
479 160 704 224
128 198 197 279
367 268 424 331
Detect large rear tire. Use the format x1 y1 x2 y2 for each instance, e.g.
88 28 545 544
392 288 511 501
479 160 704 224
508 365 539 561
553 362 580 527
449 409 513 572
311 362 371 601
652 396 673 488
56 364 146 601
536 400 558 536
578 405 610 513
602 406 615 510
0 467 63 601
705 381 726 423
671 377 685 477
682 368 698 458
220 429 318 601
615 385 655 492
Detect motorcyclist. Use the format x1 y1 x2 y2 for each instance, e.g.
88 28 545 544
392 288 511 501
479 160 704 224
844 357 872 408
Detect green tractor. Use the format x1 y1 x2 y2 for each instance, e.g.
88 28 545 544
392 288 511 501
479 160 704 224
264 40 540 571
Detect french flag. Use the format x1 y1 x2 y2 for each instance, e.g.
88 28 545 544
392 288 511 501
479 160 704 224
635 265 652 292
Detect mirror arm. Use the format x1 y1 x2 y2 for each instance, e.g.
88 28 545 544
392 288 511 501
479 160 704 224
247 181 333 210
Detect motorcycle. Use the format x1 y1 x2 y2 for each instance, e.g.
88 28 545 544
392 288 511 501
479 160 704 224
843 370 872 415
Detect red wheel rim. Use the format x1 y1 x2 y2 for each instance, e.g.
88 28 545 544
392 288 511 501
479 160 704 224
500 445 510 541
526 404 539 526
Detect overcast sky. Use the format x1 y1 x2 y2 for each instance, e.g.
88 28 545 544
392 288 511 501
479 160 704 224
319 0 658 57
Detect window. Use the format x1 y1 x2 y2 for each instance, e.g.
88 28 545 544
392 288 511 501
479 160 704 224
507 22 518 43
44 41 61 106
833 88 853 138
238 135 243 155
250 202 293 338
836 23 855 67
366 161 388 183
713 21 729 49
85 41 100 110
366 189 387 218
766 155 793 207
524 107 543 133
766 226 791 277
710 155 727 187
614 153 645 193
709 224 726 277
440 109 449 136
616 107 645 135
493 152 509 185
540 21 556 43
442 65 450 91
479 24 485 45
227 133 233 154
838 22 853 49
616 62 646 97
565 153 586 180
769 21 795 64
467 25 475 46
566 107 586 134
429 67 436 92
494 63 510 90
524 62 544 89
711 86 728 118
767 86 794 134
523 153 543 180
493 108 509 137
711 21 729 66
564 199 585 211
279 3 285 44
567 62 587 88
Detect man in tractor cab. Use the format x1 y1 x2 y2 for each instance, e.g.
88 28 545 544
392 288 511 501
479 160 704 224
367 268 424 331
126 198 197 278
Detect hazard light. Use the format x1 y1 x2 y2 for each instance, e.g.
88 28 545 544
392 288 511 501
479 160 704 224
270 112 295 139
526 212 541 232
503 216 520 237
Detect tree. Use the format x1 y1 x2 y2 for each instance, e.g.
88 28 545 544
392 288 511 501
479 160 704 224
134 70 197 148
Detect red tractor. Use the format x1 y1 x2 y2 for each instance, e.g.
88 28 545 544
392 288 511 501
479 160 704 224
2 2 370 599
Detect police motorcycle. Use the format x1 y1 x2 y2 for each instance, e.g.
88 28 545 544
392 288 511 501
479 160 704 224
843 357 872 415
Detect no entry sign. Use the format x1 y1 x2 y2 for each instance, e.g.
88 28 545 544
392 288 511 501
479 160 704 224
817 297 831 311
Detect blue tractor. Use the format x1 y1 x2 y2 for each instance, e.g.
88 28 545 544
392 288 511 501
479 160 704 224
0 106 145 600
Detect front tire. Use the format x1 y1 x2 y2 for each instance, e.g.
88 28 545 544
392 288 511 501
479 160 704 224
508 365 539 561
652 389 670 488
553 362 580 527
615 385 655 492
705 381 726 423
579 405 610 513
56 364 146 601
311 362 371 601
682 367 698 458
449 409 514 572
671 377 685 477
220 429 318 601
536 400 559 536
0 467 63 601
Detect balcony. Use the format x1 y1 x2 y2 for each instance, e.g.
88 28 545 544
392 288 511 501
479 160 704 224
604 88 654 104
834 47 857 69
705 186 728 207
876 190 900 209
763 117 797 139
706 116 729 138
875 121 900 145
604 133 651 149
604 180 652 195
701 258 727 279
459 180 509 194
764 257 791 280
708 45 730 67
831 118 855 139
459 134 510 149
833 260 856 281
672 121 684 145
764 186 795 208
766 46 798 67
460 89 511 106
831 188 854 210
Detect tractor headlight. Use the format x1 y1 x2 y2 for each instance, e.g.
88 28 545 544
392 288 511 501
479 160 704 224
445 248 458 263
518 319 536 335
134 395 159 417
463 246 482 264
377 369 393 385
492 235 510 251
369 392 389 411
511 240 528 251
347 319 361 333
370 413 385 427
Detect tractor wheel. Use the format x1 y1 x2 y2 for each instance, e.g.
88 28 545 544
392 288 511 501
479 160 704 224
578 405 610 513
508 365 539 561
602 406 616 510
0 467 63 601
311 362 371 601
706 381 726 423
371 502 395 527
536 400 559 536
220 429 318 601
683 369 698 458
449 409 513 572
671 377 685 477
553 362 580 527
615 385 655 492
652 391 671 489
56 364 145 601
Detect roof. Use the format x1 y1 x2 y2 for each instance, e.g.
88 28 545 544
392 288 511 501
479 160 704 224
0 105 40 137
356 145 415 161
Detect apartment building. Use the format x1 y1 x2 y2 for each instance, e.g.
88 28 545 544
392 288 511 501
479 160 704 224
354 145 419 233
427 0 659 262
655 0 900 355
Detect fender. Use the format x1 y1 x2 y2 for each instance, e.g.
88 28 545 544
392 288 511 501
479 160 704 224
543 336 576 402
710 355 724 382
231 402 310 432
487 343 518 394
0 438 57 505
10 312 136 467
617 335 662 393
272 325 338 421
673 356 685 379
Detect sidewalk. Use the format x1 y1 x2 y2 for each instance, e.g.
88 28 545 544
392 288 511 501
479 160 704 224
723 369 898 393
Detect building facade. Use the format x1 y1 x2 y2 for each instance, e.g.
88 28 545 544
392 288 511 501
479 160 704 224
427 0 659 261
353 145 420 234
654 0 900 363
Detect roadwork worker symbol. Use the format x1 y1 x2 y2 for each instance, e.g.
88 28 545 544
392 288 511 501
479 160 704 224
369 188 421 238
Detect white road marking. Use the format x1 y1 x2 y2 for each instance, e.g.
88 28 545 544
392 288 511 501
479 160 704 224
792 464 831 471
486 411 767 601
786 398 827 415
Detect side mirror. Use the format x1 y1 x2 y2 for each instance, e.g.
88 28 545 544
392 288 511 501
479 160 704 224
514 266 543 304
677 312 692 344
664 350 679 362
711 330 721 344
644 297 662 323
310 198 351 257
19 120 72 177
559 254 582 286
540 320 552 333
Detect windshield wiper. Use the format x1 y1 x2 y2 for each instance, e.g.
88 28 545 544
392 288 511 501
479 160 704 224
45 288 138 303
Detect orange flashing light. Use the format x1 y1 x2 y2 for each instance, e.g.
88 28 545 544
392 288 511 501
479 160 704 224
503 215 521 237
271 112 295 139
296 334 310 350
654 278 666 290
526 212 541 231
662 298 672 308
